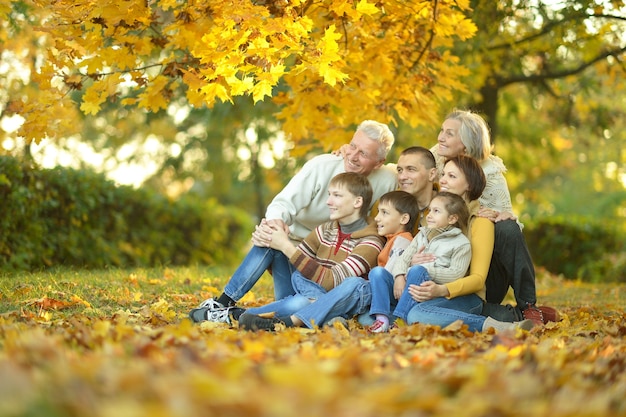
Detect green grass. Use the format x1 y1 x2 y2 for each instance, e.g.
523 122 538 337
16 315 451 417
1 265 624 319
0 265 277 317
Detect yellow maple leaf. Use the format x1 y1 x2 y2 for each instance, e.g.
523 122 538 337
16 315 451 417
356 0 379 16
320 65 349 87
80 87 106 115
251 79 273 103
201 81 233 104
330 1 356 18
227 75 254 96
138 75 170 111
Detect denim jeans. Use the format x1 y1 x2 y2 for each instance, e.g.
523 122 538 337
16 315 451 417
223 245 296 302
404 294 485 332
391 265 431 321
369 265 430 319
245 271 318 316
483 219 537 320
247 273 372 329
368 266 396 318
294 277 371 329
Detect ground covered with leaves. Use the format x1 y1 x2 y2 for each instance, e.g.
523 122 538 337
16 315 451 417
0 266 624 417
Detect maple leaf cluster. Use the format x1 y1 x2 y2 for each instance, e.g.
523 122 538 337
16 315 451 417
2 0 476 150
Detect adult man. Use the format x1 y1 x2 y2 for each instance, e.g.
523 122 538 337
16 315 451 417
189 120 397 323
394 146 439 232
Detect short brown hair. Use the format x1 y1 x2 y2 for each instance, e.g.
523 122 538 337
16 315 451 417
378 190 419 232
330 172 373 218
400 146 436 170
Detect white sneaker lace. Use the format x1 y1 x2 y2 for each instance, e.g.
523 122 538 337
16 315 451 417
198 298 225 310
206 307 231 324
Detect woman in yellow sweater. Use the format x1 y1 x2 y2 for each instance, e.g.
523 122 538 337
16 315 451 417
400 155 534 332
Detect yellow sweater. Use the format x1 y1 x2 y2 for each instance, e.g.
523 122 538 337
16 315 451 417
444 201 494 301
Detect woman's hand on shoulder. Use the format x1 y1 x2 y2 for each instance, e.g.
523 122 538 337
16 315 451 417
331 144 348 157
478 206 517 223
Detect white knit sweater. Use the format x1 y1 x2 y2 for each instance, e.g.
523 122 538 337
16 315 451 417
430 145 523 229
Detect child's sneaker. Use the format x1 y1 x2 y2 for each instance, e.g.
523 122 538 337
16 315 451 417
238 313 283 332
189 298 240 324
188 306 231 324
368 319 390 333
197 298 225 310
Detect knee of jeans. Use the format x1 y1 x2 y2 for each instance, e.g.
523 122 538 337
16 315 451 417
406 265 427 282
342 276 367 288
283 295 312 311
495 219 519 236
368 267 388 281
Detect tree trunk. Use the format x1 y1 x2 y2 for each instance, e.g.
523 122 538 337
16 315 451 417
475 82 500 146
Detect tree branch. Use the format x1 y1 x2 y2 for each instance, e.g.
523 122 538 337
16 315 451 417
410 0 438 71
489 12 626 51
498 46 626 87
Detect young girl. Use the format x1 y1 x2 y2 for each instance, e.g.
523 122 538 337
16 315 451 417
368 191 471 332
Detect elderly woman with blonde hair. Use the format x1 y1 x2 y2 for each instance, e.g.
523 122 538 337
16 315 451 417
429 109 559 325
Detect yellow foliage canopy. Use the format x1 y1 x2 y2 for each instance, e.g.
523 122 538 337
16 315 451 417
2 0 476 150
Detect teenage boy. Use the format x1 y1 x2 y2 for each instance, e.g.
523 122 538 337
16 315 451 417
237 172 386 331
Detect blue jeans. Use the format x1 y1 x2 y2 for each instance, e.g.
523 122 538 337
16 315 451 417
223 245 296 302
294 277 371 329
405 294 485 332
368 266 396 318
391 265 431 320
247 273 372 329
246 271 322 316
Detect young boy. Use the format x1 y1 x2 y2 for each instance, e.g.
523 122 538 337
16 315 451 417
238 172 385 331
240 190 419 331
368 191 472 332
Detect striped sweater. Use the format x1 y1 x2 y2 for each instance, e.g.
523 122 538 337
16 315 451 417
288 218 385 291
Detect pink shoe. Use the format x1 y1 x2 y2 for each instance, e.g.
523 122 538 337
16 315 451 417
368 319 390 333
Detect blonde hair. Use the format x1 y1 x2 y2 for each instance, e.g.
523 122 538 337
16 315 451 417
445 110 492 162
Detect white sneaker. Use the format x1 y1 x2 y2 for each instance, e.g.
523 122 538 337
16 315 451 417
189 298 231 324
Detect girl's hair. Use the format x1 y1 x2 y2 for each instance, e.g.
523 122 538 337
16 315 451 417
378 190 419 233
433 191 470 235
444 155 486 202
355 120 395 161
330 172 373 218
445 109 492 162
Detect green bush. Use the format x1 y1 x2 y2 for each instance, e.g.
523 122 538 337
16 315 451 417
524 215 625 282
0 156 254 270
